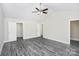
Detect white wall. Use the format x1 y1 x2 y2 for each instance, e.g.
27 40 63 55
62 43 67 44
0 4 4 54
23 22 40 39
43 11 79 44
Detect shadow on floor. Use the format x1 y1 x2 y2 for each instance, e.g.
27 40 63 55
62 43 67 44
71 40 79 47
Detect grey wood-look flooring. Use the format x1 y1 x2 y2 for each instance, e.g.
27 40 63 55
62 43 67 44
1 37 79 56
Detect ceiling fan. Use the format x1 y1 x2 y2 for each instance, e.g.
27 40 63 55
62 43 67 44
32 3 48 15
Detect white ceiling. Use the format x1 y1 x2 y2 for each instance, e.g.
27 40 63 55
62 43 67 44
44 3 79 11
2 3 79 19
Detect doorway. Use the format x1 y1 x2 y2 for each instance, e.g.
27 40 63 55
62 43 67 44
17 23 23 40
70 20 79 47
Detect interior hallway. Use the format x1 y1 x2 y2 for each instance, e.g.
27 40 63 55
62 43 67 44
1 37 79 56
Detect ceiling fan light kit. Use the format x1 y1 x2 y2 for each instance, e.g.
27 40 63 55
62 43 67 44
32 3 48 15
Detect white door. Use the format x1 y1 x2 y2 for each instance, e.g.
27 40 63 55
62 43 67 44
8 22 16 42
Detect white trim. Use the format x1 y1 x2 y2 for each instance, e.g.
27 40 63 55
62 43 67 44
44 36 70 44
23 36 40 39
3 40 16 43
0 42 4 54
71 38 79 41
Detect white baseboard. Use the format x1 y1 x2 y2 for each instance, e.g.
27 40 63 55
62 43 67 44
0 42 4 55
44 36 70 45
23 36 40 39
3 36 40 43
71 38 79 41
3 41 11 43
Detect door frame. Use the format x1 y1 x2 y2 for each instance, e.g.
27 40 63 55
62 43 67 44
68 19 79 43
8 22 24 42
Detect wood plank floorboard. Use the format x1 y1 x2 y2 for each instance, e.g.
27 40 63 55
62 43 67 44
1 37 79 56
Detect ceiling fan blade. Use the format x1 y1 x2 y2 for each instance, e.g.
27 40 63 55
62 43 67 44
43 12 47 14
42 8 48 11
35 8 40 11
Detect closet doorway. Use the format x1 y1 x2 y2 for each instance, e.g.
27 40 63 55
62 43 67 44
70 20 79 47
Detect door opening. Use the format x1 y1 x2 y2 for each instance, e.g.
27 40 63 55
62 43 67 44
17 23 23 40
70 20 79 47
